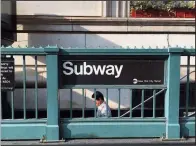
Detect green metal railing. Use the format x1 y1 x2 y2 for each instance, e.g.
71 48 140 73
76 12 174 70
1 46 195 140
180 50 195 118
60 88 166 119
1 53 47 120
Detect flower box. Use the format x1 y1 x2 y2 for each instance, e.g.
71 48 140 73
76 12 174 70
131 9 175 18
131 8 195 18
174 9 195 18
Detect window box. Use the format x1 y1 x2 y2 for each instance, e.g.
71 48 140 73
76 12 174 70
174 9 195 18
131 8 175 18
131 8 195 18
130 1 195 18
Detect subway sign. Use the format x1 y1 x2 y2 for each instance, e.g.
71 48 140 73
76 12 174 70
1 57 15 91
59 55 165 87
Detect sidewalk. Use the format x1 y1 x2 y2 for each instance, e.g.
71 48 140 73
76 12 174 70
1 138 195 146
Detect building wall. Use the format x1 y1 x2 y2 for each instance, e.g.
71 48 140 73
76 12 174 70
9 31 195 110
16 1 130 17
17 1 103 16
6 1 196 110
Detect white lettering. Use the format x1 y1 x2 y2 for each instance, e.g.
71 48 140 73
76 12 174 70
84 62 93 75
62 61 123 78
74 65 83 75
105 65 114 75
93 65 106 75
115 65 123 78
63 61 73 75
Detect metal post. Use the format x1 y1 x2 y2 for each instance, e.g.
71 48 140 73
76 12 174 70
165 52 181 139
45 47 59 141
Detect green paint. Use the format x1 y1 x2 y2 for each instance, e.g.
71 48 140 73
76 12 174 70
165 53 181 139
180 118 195 137
45 48 59 140
35 56 38 119
153 90 156 118
1 123 46 140
23 55 26 119
185 56 190 117
61 121 166 138
1 46 195 140
62 85 167 89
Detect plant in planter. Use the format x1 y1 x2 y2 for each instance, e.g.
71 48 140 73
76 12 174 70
166 1 195 18
130 1 195 18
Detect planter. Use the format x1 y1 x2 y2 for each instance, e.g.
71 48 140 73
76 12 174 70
131 9 174 18
131 8 195 18
173 9 195 18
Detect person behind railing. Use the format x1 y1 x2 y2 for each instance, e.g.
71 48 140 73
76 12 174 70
91 91 112 118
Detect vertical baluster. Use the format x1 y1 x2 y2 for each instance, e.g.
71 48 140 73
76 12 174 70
23 55 26 119
70 89 72 119
141 89 144 118
118 89 120 118
94 88 96 118
106 88 109 117
85 89 87 115
130 89 132 118
10 55 15 119
35 56 38 119
11 91 14 119
82 89 85 118
153 90 156 118
186 56 190 117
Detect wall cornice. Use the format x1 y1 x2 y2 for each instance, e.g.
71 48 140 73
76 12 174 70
16 16 195 33
17 16 195 26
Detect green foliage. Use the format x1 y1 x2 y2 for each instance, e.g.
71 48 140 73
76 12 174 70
130 1 195 11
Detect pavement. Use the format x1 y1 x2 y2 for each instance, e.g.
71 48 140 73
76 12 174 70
1 138 196 146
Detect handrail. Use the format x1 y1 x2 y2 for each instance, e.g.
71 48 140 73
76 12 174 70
120 70 195 117
1 46 194 55
120 88 165 117
0 47 46 55
180 71 195 80
188 112 195 117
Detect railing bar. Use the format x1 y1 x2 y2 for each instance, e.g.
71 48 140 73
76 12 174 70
94 88 97 118
106 88 108 118
186 56 190 117
118 89 120 118
23 55 26 119
120 88 165 117
141 89 144 118
70 89 72 119
35 56 38 119
11 91 14 119
180 70 195 80
153 90 156 118
85 89 86 114
62 85 167 89
130 89 132 118
188 112 195 117
82 89 85 118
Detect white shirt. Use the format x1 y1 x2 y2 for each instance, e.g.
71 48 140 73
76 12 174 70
97 102 112 117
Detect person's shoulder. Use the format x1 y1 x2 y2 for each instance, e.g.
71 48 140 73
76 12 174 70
102 102 110 110
102 102 108 107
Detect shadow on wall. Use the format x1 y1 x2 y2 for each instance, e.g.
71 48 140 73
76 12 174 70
6 67 166 111
3 66 195 119
10 24 122 112
23 24 167 110
24 24 172 49
4 23 195 118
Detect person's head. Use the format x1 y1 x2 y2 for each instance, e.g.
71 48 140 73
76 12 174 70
91 91 104 107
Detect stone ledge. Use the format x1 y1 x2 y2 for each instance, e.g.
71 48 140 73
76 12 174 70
17 16 195 26
15 16 195 33
16 24 195 33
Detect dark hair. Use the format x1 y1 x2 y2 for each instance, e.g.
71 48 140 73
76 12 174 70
92 91 104 101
